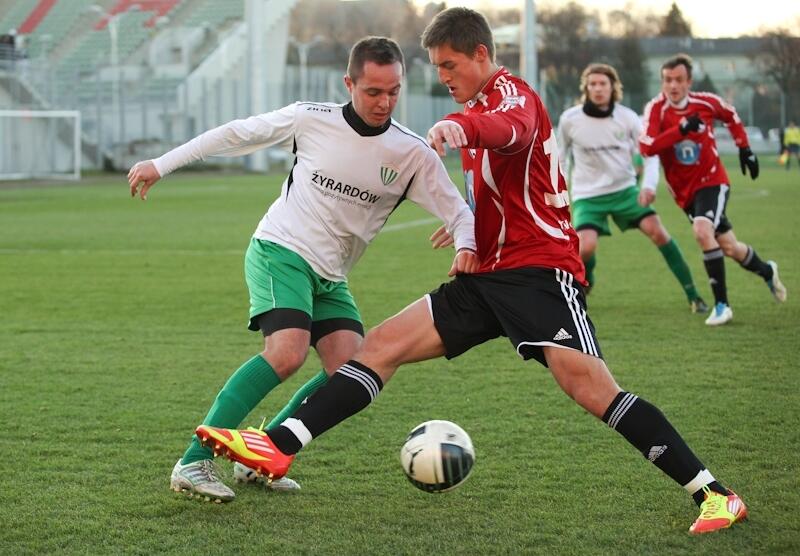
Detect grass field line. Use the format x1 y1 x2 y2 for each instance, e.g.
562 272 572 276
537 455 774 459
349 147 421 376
0 218 442 255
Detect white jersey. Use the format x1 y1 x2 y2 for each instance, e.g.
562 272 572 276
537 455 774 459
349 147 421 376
557 103 658 202
153 101 476 281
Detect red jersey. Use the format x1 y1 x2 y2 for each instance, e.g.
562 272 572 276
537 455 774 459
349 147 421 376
444 67 585 283
639 91 750 209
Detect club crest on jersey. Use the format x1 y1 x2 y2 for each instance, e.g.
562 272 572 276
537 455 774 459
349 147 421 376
380 165 399 186
674 140 701 165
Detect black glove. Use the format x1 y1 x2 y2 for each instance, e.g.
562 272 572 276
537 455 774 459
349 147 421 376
679 113 703 135
739 147 759 180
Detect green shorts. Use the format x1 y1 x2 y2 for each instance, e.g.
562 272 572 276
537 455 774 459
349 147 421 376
571 186 655 236
244 238 362 332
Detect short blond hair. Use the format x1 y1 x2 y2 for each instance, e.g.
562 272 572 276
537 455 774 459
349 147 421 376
579 63 623 103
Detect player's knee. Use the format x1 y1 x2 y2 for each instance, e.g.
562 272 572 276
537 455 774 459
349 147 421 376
262 347 307 377
692 221 714 242
358 325 403 368
719 241 738 258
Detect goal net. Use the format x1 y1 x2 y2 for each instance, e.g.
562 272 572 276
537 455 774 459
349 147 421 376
0 109 81 181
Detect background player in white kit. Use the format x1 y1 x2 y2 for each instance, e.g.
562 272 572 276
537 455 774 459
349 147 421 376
127 36 478 502
557 63 706 313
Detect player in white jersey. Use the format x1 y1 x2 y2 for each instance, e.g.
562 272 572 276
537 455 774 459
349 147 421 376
127 37 478 502
557 63 706 313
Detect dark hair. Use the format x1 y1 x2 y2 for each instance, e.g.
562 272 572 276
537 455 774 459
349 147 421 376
661 53 693 78
580 63 623 103
347 36 405 82
421 7 495 62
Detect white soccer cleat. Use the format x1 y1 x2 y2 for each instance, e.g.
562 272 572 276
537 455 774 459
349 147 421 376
233 462 301 492
170 459 235 503
705 303 733 326
767 261 787 303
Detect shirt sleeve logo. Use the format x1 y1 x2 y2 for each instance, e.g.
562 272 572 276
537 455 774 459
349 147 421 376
380 164 399 186
497 94 526 112
674 140 701 165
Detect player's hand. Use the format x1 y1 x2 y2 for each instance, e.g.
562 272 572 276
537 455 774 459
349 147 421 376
427 120 467 157
430 225 454 249
128 160 161 200
448 248 479 276
679 113 703 135
739 147 759 180
638 189 656 207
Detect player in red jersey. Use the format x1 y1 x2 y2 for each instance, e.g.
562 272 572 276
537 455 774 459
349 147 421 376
203 9 747 534
640 54 786 325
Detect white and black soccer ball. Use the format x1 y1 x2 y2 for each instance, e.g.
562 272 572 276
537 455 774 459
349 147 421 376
400 420 475 493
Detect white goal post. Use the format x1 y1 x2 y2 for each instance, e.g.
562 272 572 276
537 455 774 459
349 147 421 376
0 109 81 181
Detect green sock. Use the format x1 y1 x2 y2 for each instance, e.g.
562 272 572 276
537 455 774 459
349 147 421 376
584 253 596 286
265 370 329 429
181 354 281 465
658 239 699 302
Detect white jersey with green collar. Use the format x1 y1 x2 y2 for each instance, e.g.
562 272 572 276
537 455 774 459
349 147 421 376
557 103 658 201
153 101 476 282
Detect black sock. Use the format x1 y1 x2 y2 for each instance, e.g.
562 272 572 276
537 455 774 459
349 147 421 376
603 392 728 506
739 245 773 280
266 360 383 455
703 248 728 305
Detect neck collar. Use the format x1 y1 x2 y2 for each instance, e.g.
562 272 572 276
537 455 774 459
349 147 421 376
343 102 391 136
582 100 614 118
668 95 689 110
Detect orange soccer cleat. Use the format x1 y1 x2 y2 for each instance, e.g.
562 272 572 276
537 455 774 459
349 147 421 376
196 425 295 483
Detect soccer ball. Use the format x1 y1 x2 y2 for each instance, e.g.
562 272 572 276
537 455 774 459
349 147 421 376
400 420 475 493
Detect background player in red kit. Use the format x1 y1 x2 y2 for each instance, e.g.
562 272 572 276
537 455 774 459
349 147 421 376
640 54 786 326
200 9 748 534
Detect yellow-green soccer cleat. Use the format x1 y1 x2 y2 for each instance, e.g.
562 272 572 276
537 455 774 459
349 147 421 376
689 487 748 534
196 425 295 483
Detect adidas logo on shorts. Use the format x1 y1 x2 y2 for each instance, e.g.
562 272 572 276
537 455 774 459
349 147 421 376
553 328 573 341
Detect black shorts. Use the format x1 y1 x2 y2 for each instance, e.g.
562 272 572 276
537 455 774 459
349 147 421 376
427 267 603 367
684 185 732 235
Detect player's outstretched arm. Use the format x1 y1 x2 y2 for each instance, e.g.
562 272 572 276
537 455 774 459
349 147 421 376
128 160 161 200
427 120 467 156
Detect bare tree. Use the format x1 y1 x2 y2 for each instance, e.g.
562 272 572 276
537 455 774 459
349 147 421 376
659 2 692 37
752 29 800 123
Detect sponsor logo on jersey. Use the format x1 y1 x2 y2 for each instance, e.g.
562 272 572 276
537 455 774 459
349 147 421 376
497 94 526 111
674 140 701 165
380 165 399 186
305 106 331 112
311 171 382 204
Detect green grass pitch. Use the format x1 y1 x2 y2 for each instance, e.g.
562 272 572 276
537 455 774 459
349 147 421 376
1 157 798 554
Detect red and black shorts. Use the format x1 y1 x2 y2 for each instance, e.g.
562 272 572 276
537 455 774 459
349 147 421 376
426 267 603 367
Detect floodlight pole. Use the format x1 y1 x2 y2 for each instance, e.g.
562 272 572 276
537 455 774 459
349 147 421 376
89 5 130 164
521 0 538 90
290 36 323 101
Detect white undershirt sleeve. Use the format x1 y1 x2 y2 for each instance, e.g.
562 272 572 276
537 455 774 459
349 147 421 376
641 155 660 192
152 103 297 176
407 150 476 253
